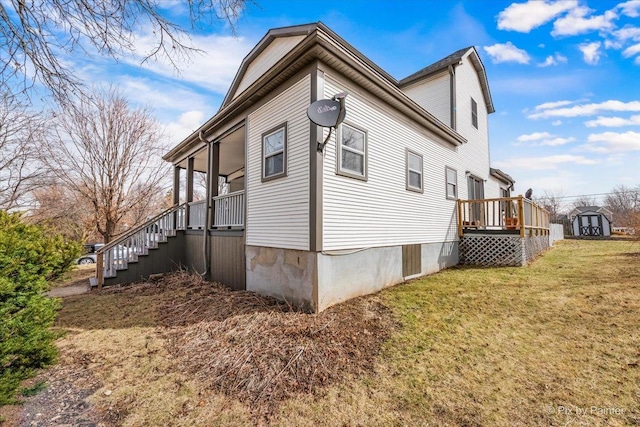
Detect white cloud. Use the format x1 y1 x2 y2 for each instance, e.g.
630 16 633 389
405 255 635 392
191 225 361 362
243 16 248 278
497 0 577 33
623 43 640 57
584 115 640 127
164 110 206 142
538 53 568 67
618 0 640 17
483 42 531 64
516 131 553 141
552 120 563 126
552 6 617 36
515 131 575 146
528 100 640 119
579 41 602 65
493 154 599 170
535 100 575 110
613 26 640 41
636 56 640 65
123 29 253 94
584 131 640 152
604 39 623 49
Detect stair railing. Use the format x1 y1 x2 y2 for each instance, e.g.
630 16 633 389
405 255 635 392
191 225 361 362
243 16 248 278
96 203 187 289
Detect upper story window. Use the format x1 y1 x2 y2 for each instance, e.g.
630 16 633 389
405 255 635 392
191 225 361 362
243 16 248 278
406 150 423 193
471 97 478 129
262 123 287 181
337 123 367 180
446 166 457 199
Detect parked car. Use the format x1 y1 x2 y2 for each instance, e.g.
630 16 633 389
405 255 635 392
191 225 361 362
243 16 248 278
76 243 104 265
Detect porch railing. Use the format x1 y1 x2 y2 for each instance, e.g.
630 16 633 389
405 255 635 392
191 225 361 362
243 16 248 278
457 196 549 237
96 203 187 289
188 200 206 229
213 190 244 227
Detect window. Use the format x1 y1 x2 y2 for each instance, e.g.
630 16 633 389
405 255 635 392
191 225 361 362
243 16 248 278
471 97 478 129
406 150 423 192
338 123 367 180
262 123 287 181
446 167 457 199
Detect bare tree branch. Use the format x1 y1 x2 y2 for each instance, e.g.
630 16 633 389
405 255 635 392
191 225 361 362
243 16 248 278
0 91 47 210
41 86 169 243
0 0 248 102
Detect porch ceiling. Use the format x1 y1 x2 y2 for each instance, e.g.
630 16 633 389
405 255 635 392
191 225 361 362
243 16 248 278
176 126 244 177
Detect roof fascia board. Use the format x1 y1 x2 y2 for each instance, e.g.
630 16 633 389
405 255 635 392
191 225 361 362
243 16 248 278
220 23 318 108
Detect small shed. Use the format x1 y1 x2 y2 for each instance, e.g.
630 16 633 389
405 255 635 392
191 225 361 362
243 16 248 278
569 206 612 237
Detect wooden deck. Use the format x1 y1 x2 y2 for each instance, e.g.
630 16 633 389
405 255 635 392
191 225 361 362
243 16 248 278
457 196 549 238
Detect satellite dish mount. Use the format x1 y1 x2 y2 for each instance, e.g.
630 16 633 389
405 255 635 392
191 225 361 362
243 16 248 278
306 92 348 152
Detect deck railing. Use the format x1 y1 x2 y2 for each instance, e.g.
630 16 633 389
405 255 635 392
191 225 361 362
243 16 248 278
96 203 187 289
457 196 549 237
213 190 244 227
188 200 206 229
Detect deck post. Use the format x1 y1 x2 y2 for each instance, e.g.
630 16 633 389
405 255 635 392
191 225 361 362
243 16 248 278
96 252 104 291
185 157 194 228
518 195 525 238
457 199 463 237
209 143 220 229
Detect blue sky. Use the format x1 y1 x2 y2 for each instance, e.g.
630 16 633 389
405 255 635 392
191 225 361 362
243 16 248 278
73 0 640 207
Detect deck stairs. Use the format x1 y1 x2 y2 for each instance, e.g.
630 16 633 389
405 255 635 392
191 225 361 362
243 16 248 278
93 203 187 288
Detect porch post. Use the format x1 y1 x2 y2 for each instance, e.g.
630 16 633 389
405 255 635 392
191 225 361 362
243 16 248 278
173 166 181 206
209 142 220 229
518 195 525 238
185 157 194 228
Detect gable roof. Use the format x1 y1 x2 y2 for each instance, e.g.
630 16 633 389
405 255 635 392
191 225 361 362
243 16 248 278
398 46 495 114
569 205 613 220
165 22 471 163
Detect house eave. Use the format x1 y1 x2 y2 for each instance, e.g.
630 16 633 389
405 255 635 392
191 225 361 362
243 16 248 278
164 23 467 164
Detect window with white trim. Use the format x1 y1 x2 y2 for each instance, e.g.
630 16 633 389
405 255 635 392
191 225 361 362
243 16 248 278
446 166 457 199
262 123 286 180
406 150 423 192
338 123 366 179
471 97 478 129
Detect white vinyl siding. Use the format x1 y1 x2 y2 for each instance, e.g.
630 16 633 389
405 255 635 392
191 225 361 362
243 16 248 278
401 71 450 126
322 73 461 250
234 35 306 99
454 56 491 201
246 74 310 250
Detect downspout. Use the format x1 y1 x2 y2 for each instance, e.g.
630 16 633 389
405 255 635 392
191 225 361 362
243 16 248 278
198 130 211 277
448 64 457 130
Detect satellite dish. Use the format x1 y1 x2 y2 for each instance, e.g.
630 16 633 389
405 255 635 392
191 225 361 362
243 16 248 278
307 99 346 127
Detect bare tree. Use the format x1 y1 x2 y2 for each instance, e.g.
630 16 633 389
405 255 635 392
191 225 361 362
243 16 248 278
42 87 169 243
535 189 567 222
0 0 247 102
572 195 599 209
27 180 94 242
605 184 640 228
0 92 46 210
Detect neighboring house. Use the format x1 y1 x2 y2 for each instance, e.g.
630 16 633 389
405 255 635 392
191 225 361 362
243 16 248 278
569 206 612 237
96 23 550 312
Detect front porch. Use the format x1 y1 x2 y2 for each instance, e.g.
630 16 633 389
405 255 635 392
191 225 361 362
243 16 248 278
457 196 550 266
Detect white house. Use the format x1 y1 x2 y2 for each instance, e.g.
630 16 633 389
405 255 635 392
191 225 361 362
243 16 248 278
96 23 550 312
